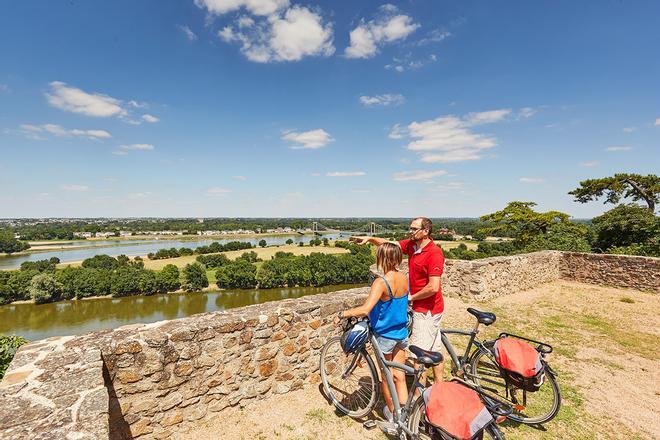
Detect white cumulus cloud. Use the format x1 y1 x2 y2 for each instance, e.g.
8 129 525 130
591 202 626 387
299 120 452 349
283 128 333 149
393 170 447 181
326 171 366 177
579 161 599 167
345 5 420 59
359 94 404 107
218 6 334 62
142 114 159 123
654 118 660 126
19 123 111 140
178 25 198 41
46 81 126 117
195 0 289 16
393 109 510 163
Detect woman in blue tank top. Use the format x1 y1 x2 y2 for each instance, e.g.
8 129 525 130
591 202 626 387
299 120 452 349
334 243 409 420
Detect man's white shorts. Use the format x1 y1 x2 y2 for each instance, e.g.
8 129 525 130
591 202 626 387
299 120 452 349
410 310 443 352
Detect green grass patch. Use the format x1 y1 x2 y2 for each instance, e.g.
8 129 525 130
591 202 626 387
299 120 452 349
619 296 635 303
305 408 329 423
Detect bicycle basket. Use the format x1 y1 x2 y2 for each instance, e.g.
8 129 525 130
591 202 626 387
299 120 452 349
340 320 369 354
423 381 494 440
494 337 544 392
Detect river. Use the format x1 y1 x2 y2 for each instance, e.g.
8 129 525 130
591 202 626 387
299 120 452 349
0 233 355 270
0 283 362 342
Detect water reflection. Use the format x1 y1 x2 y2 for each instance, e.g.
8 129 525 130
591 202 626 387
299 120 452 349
0 284 361 341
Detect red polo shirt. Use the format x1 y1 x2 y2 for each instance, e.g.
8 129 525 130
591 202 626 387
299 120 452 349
399 239 445 315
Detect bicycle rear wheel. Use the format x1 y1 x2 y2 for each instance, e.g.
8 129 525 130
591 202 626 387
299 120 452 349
408 396 506 439
319 336 379 418
469 345 561 425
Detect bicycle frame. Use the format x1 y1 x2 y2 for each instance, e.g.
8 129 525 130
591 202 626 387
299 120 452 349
438 320 489 376
366 332 424 437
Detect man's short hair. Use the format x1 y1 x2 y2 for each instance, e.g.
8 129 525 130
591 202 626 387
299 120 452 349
414 217 433 235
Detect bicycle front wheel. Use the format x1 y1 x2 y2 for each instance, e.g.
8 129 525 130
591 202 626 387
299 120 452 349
469 345 561 425
408 396 506 439
319 336 379 418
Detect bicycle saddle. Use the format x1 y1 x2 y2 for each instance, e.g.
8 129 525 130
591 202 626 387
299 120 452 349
467 308 496 325
409 345 443 366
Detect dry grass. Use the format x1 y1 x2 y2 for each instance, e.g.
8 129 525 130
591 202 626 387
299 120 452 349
141 245 350 270
189 280 659 440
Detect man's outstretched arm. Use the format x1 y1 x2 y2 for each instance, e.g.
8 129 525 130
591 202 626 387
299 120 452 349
350 236 394 246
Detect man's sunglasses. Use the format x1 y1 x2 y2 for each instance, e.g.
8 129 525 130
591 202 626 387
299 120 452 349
408 227 424 232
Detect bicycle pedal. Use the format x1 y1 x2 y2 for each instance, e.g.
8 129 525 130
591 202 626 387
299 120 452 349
363 420 377 430
376 420 398 436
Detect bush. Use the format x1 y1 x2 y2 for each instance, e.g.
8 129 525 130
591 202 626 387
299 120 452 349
0 334 28 378
216 260 257 289
285 239 294 245
182 263 208 292
110 268 141 297
259 239 267 248
138 270 160 295
28 273 63 304
273 251 294 259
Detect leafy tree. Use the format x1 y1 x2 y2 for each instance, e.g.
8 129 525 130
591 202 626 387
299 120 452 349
0 335 28 379
569 173 659 212
322 238 329 246
182 263 208 292
479 202 571 242
0 229 30 254
259 239 267 248
82 255 120 270
523 222 592 253
236 251 261 263
591 204 659 251
20 257 60 272
196 253 230 268
28 273 63 304
138 270 160 295
157 264 181 292
110 268 141 297
285 239 294 245
216 260 257 289
7 270 39 302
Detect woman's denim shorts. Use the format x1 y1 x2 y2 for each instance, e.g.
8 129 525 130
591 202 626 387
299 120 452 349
375 334 409 355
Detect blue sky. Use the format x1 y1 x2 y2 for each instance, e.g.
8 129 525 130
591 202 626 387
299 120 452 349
1 0 658 218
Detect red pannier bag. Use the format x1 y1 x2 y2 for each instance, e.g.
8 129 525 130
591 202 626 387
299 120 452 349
423 381 493 440
494 337 544 391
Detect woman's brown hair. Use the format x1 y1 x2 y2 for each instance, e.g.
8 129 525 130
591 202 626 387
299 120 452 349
376 242 403 274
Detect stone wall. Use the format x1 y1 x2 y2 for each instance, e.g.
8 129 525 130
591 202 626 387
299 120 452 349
384 251 563 300
0 336 109 440
1 251 657 439
560 252 660 292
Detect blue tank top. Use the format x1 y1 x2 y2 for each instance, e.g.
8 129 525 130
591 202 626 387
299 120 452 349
369 275 409 340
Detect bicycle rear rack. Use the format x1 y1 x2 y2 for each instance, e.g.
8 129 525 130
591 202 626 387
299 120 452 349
497 332 553 354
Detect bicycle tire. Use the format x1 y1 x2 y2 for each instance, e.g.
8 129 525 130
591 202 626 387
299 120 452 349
408 396 507 439
469 345 561 425
319 336 379 418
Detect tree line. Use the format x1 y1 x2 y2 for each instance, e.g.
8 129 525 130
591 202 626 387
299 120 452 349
146 241 254 260
0 242 375 305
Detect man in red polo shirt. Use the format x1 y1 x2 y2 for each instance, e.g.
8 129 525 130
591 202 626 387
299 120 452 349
352 216 445 382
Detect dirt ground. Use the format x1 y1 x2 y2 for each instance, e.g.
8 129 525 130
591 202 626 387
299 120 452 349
189 280 659 440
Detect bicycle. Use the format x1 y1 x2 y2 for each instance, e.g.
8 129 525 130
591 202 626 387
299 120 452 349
320 316 509 439
423 307 561 425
